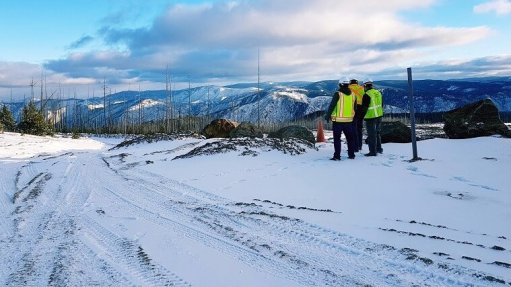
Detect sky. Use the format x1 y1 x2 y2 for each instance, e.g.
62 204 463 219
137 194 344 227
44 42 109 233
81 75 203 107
1 0 511 100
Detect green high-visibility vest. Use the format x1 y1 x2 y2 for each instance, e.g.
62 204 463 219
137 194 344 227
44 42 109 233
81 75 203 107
364 89 383 119
331 92 355 122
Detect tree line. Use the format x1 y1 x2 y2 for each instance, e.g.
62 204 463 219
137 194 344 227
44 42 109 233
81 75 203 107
0 99 325 137
1 101 53 136
2 98 509 137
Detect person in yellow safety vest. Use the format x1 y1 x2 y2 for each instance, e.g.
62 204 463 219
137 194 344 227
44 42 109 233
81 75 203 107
362 81 384 156
348 79 366 152
324 80 357 160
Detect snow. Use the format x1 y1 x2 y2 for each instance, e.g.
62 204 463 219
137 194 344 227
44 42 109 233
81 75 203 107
384 105 407 113
0 132 104 159
129 99 163 111
271 89 307 102
1 130 510 286
87 103 104 110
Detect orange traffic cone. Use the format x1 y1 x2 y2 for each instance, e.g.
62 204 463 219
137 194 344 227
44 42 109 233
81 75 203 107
316 119 326 143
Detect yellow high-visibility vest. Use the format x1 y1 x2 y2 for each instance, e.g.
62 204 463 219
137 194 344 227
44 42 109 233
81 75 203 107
331 92 355 122
364 89 383 119
349 84 365 105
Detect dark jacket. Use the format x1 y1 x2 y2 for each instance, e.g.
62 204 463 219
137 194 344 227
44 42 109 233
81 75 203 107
356 93 371 119
324 85 352 121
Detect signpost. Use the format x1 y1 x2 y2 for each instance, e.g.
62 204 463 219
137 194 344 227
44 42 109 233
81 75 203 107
407 67 421 161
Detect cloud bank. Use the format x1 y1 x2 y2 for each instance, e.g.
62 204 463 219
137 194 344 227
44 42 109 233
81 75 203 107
474 0 511 15
44 1 491 84
1 0 507 99
371 55 511 79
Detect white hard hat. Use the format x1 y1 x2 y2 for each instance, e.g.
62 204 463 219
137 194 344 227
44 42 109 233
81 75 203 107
339 76 350 83
363 78 373 85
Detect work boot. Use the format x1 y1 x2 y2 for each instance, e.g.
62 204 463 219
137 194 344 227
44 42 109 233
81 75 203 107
330 157 341 161
364 152 377 157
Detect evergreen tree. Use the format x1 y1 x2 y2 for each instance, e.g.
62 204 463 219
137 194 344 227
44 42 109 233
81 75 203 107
18 101 52 136
0 104 16 131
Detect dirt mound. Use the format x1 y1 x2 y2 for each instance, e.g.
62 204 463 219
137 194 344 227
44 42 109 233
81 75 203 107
173 137 316 159
110 133 205 150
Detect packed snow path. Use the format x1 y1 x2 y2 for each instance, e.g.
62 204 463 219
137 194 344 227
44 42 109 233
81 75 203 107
0 134 509 286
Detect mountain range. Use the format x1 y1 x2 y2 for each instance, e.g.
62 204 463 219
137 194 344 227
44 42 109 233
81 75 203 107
3 77 511 125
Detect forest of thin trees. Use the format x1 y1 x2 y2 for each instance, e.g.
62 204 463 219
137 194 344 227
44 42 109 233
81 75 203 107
2 73 510 137
2 72 329 136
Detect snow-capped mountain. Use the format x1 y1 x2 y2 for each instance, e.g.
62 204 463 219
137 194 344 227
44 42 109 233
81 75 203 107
378 77 511 113
3 77 511 125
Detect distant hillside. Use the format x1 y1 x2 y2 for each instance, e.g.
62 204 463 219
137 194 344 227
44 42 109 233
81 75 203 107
377 78 511 113
3 77 511 127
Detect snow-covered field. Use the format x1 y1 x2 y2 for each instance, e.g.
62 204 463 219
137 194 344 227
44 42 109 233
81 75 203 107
0 131 510 287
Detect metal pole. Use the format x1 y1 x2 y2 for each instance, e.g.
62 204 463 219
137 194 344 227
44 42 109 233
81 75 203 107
407 67 419 161
257 48 260 127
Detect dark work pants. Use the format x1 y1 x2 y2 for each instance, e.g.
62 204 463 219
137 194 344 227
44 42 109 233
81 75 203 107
354 105 366 151
365 117 383 154
354 115 364 151
332 121 356 159
353 118 359 151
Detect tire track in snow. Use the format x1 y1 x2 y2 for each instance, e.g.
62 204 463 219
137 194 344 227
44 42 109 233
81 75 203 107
69 239 135 287
109 168 402 286
0 161 18 243
79 215 191 287
3 152 111 286
95 179 310 285
185 197 488 287
97 156 320 286
24 153 139 286
4 155 79 286
117 172 359 286
116 166 506 287
73 154 196 286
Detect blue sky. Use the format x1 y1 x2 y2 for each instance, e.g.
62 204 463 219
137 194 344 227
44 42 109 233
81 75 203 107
1 0 511 100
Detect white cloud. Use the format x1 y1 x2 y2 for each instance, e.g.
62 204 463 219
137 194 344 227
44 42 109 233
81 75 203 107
372 54 511 79
0 61 124 101
111 0 458 50
0 61 44 87
91 0 490 82
87 2 487 73
474 0 511 15
0 0 500 100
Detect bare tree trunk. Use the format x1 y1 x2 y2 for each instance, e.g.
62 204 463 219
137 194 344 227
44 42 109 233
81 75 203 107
103 78 107 129
40 71 44 113
188 80 191 131
207 87 211 124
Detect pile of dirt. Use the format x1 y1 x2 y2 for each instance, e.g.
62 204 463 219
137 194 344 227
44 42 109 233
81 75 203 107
173 137 316 159
110 133 205 150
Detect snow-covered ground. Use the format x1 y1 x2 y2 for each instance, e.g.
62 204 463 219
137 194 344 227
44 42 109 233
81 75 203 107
0 131 510 287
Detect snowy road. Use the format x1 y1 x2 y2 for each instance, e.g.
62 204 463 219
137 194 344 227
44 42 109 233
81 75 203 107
1 133 510 286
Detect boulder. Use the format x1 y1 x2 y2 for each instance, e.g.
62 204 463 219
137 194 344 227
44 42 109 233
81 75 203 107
381 121 411 143
229 122 264 138
443 99 511 139
202 119 239 139
268 125 315 144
